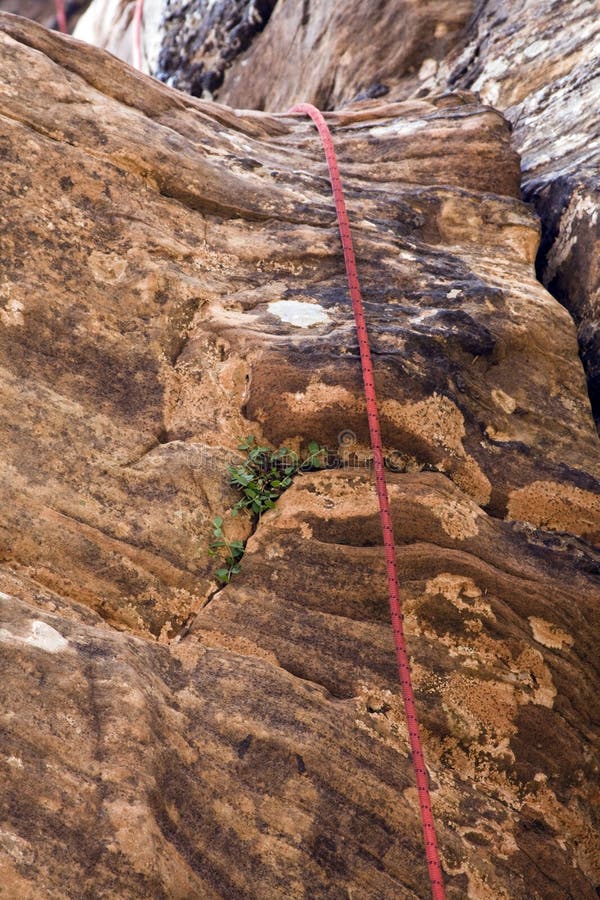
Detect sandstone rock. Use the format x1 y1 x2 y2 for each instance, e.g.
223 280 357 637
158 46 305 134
0 11 599 899
77 0 476 109
1 475 599 898
0 0 58 28
195 469 600 895
95 0 596 427
437 0 600 424
154 0 474 108
155 0 278 98
1 12 599 643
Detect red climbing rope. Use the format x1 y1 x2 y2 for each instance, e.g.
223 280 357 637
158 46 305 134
55 0 67 33
132 0 144 70
288 103 446 900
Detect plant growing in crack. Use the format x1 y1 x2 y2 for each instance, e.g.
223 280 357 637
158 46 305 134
208 516 245 585
209 436 329 585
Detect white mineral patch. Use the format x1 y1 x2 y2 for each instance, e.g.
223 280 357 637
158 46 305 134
480 80 501 106
418 58 438 81
369 119 427 138
0 830 34 865
523 39 550 59
408 308 438 325
0 619 69 653
473 56 508 87
26 621 69 652
267 300 330 328
0 591 14 600
0 297 24 327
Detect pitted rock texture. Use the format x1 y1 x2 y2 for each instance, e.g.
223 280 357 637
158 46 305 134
436 0 600 425
1 13 599 644
155 0 278 97
78 0 599 425
193 470 600 895
0 12 600 900
154 0 473 108
1 477 599 898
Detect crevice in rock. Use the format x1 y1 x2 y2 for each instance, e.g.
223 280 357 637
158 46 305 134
119 433 169 467
523 178 600 430
173 582 226 641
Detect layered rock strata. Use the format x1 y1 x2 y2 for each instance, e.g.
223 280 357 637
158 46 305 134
0 13 599 899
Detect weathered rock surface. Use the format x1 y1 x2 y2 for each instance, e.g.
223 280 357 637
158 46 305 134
2 11 599 634
436 0 600 425
2 485 600 898
154 0 474 108
0 10 599 900
155 0 278 98
89 0 597 425
78 0 476 108
195 470 600 895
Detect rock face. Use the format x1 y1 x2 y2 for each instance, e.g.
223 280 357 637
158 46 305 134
154 0 474 107
0 10 599 900
2 491 600 899
155 0 278 97
93 0 597 427
437 0 600 425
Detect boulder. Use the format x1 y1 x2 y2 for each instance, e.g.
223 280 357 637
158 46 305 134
154 0 474 108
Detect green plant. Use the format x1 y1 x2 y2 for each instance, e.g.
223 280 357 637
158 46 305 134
229 436 328 520
208 516 245 585
208 436 329 586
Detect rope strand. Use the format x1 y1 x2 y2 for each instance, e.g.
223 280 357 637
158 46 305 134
288 103 446 900
55 0 67 33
